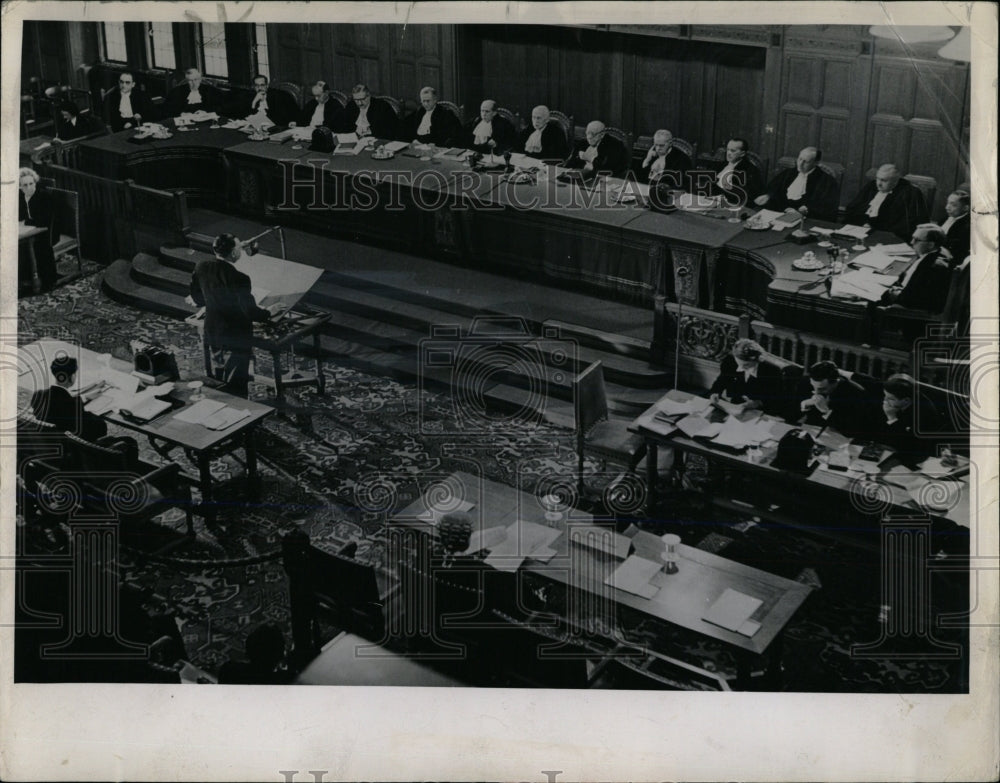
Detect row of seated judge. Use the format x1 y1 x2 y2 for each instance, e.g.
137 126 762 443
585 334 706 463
707 338 966 465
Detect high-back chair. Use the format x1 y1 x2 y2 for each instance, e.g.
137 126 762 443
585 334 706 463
573 361 646 495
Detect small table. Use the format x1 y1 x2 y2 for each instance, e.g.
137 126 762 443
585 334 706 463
18 339 274 522
391 470 812 688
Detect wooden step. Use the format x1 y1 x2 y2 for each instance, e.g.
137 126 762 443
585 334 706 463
102 259 196 319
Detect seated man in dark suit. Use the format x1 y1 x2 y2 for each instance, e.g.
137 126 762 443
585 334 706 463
294 80 344 130
843 163 928 241
102 71 154 132
189 233 284 398
941 189 970 263
640 129 691 188
464 99 516 155
753 146 840 221
30 355 138 462
402 86 462 146
337 84 397 139
794 360 881 439
709 339 785 417
230 74 298 127
881 224 952 312
162 68 224 117
706 137 764 206
54 100 103 141
518 105 567 160
563 120 629 179
870 373 943 466
18 167 58 292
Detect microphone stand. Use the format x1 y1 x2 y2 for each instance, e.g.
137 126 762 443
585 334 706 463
242 225 287 259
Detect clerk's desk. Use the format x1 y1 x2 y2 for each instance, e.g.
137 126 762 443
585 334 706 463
17 339 274 520
631 390 971 538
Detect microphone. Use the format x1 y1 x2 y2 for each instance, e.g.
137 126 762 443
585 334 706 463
241 226 285 258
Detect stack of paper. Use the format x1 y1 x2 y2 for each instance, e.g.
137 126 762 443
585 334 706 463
604 555 662 599
851 248 899 271
676 193 720 211
919 455 970 477
675 415 721 439
748 208 784 226
877 242 915 255
711 417 773 449
702 588 763 636
771 211 802 230
833 224 870 240
810 226 835 236
830 268 894 302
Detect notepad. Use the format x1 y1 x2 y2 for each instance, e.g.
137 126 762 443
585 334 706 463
382 140 409 153
173 399 226 424
119 396 172 422
832 224 870 240
605 555 661 599
851 248 898 271
703 588 763 633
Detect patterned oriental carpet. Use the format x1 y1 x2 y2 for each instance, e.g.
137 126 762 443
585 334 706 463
14 272 968 691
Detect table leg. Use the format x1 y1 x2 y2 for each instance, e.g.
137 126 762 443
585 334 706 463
645 442 659 516
198 453 216 523
245 429 259 501
313 331 326 395
270 348 284 405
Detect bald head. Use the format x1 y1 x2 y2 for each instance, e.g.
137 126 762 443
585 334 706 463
875 164 901 192
531 105 550 130
480 99 497 122
585 120 606 146
796 146 820 174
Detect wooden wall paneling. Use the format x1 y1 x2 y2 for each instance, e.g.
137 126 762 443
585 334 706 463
759 37 785 170
712 50 766 158
391 25 455 104
224 23 255 86
631 48 685 140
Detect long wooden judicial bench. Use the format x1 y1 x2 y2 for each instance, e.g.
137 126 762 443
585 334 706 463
62 125 922 342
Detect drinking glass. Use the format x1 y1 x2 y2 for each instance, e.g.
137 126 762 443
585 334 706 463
662 534 681 574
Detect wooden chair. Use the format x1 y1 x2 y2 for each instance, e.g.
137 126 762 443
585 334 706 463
874 257 970 351
903 174 938 217
603 126 633 175
59 432 196 537
273 81 302 108
548 110 573 141
496 107 520 131
438 100 464 125
329 90 349 108
573 361 646 495
377 94 403 118
47 187 83 275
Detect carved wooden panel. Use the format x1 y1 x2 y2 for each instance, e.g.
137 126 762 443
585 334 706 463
786 56 821 105
822 60 853 110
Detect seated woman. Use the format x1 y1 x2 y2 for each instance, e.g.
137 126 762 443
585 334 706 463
18 167 58 293
709 338 785 417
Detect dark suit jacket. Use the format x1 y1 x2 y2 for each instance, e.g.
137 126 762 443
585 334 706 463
103 88 155 132
231 89 299 127
18 189 58 288
189 259 271 351
31 385 107 441
56 112 103 140
463 115 517 154
886 250 952 312
518 122 568 160
299 98 344 130
794 375 882 439
851 373 944 465
709 356 785 416
337 98 398 140
708 157 764 204
163 82 225 117
844 178 928 240
944 213 970 263
641 147 692 187
402 104 463 146
762 166 840 221
564 134 629 178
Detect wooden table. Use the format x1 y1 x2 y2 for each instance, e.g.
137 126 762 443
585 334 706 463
18 339 274 522
391 470 812 687
631 389 971 535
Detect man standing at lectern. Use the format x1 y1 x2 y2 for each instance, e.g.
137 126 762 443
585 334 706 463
189 234 284 398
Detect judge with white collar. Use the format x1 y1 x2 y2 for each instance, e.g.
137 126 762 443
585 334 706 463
464 99 516 154
102 71 155 131
754 146 840 221
163 67 223 117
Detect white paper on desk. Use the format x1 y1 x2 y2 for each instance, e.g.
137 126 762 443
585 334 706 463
335 132 359 145
750 208 784 226
831 268 892 301
815 427 852 451
676 192 720 211
851 248 898 271
222 119 249 130
882 465 930 492
568 525 631 560
919 455 970 477
415 497 474 525
173 398 226 424
383 140 409 153
771 212 802 230
514 521 562 556
605 555 661 599
833 224 870 240
703 588 763 632
507 152 541 169
810 226 835 236
659 396 712 416
910 480 962 512
644 415 678 437
767 420 797 440
203 406 251 430
877 242 915 255
675 414 714 438
460 525 508 556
